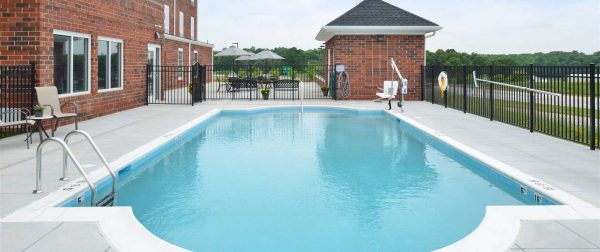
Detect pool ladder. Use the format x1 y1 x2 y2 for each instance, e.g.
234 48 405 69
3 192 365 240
33 130 117 207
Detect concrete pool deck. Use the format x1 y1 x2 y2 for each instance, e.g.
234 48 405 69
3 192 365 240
1 100 599 251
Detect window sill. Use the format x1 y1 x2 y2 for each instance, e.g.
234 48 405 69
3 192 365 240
98 87 124 93
58 91 91 98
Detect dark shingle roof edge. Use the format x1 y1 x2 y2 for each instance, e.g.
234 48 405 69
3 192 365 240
326 0 439 27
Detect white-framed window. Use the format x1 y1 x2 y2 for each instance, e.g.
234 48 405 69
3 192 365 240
179 12 184 37
190 16 195 40
98 37 123 92
53 30 91 96
178 48 183 80
191 0 194 6
164 5 170 34
193 50 198 64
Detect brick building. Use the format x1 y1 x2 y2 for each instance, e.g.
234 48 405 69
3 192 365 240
316 0 441 100
0 0 213 124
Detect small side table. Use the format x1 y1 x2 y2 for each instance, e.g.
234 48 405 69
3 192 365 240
27 115 53 142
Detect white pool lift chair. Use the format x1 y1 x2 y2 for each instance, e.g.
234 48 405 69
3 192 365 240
375 81 399 110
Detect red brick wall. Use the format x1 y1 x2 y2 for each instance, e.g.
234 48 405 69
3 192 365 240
325 35 424 100
159 40 213 95
1 0 213 127
0 0 42 65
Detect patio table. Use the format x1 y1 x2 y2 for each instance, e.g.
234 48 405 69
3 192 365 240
27 115 53 142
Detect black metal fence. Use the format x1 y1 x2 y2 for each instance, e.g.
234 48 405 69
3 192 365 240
146 64 204 105
0 64 36 135
204 64 332 100
423 64 599 150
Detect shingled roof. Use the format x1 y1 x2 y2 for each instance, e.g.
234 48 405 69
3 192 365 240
327 0 438 27
316 0 441 41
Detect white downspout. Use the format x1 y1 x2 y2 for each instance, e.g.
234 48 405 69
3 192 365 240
424 31 436 66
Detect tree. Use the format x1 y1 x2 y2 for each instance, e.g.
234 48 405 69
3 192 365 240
427 50 599 66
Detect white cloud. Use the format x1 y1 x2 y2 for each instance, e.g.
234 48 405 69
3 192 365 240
198 0 600 54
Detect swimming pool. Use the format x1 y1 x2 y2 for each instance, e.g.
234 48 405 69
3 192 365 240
67 107 555 251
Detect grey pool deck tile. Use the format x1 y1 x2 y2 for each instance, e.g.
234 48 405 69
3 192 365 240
1 100 599 251
558 220 600 247
11 222 113 252
0 222 61 252
515 221 598 249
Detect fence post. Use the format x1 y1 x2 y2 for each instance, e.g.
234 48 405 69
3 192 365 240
30 63 36 112
202 65 206 102
191 64 195 106
145 64 149 105
590 63 596 150
489 65 494 121
529 64 535 133
444 87 448 108
463 64 467 113
431 66 435 104
420 65 425 101
249 65 253 101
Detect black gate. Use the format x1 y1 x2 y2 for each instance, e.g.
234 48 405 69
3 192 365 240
146 63 204 105
0 63 36 135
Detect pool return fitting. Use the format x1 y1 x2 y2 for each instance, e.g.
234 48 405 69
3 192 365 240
34 130 117 207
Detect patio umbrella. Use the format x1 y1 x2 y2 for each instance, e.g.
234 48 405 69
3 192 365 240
235 55 254 61
215 46 253 57
250 50 285 60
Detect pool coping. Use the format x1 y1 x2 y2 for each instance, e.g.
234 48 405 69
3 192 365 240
2 105 599 251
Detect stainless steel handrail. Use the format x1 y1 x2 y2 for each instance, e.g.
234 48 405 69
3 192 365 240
63 130 117 199
33 137 97 206
473 71 562 97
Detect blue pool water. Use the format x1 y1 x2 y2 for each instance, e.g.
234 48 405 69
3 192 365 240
100 109 543 251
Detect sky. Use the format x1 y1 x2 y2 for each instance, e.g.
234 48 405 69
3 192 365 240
197 0 600 54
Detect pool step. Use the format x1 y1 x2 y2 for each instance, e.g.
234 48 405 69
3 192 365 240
95 192 115 207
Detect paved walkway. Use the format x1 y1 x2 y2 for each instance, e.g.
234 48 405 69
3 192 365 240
1 100 598 251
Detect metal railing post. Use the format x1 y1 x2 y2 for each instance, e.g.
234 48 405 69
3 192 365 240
431 66 435 104
590 63 596 150
249 65 253 101
463 64 467 113
191 64 195 106
30 63 36 112
443 66 448 108
489 65 494 121
420 65 425 101
529 64 535 133
201 64 206 103
444 89 448 108
145 65 150 105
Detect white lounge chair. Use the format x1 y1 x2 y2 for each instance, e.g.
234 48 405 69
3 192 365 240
35 86 78 136
375 81 399 110
0 108 33 148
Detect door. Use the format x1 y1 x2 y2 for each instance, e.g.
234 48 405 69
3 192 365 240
147 45 161 101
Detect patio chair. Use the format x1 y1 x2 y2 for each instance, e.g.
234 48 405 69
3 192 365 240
226 77 241 92
374 81 399 110
272 80 300 100
242 78 258 90
35 86 78 135
0 108 33 148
